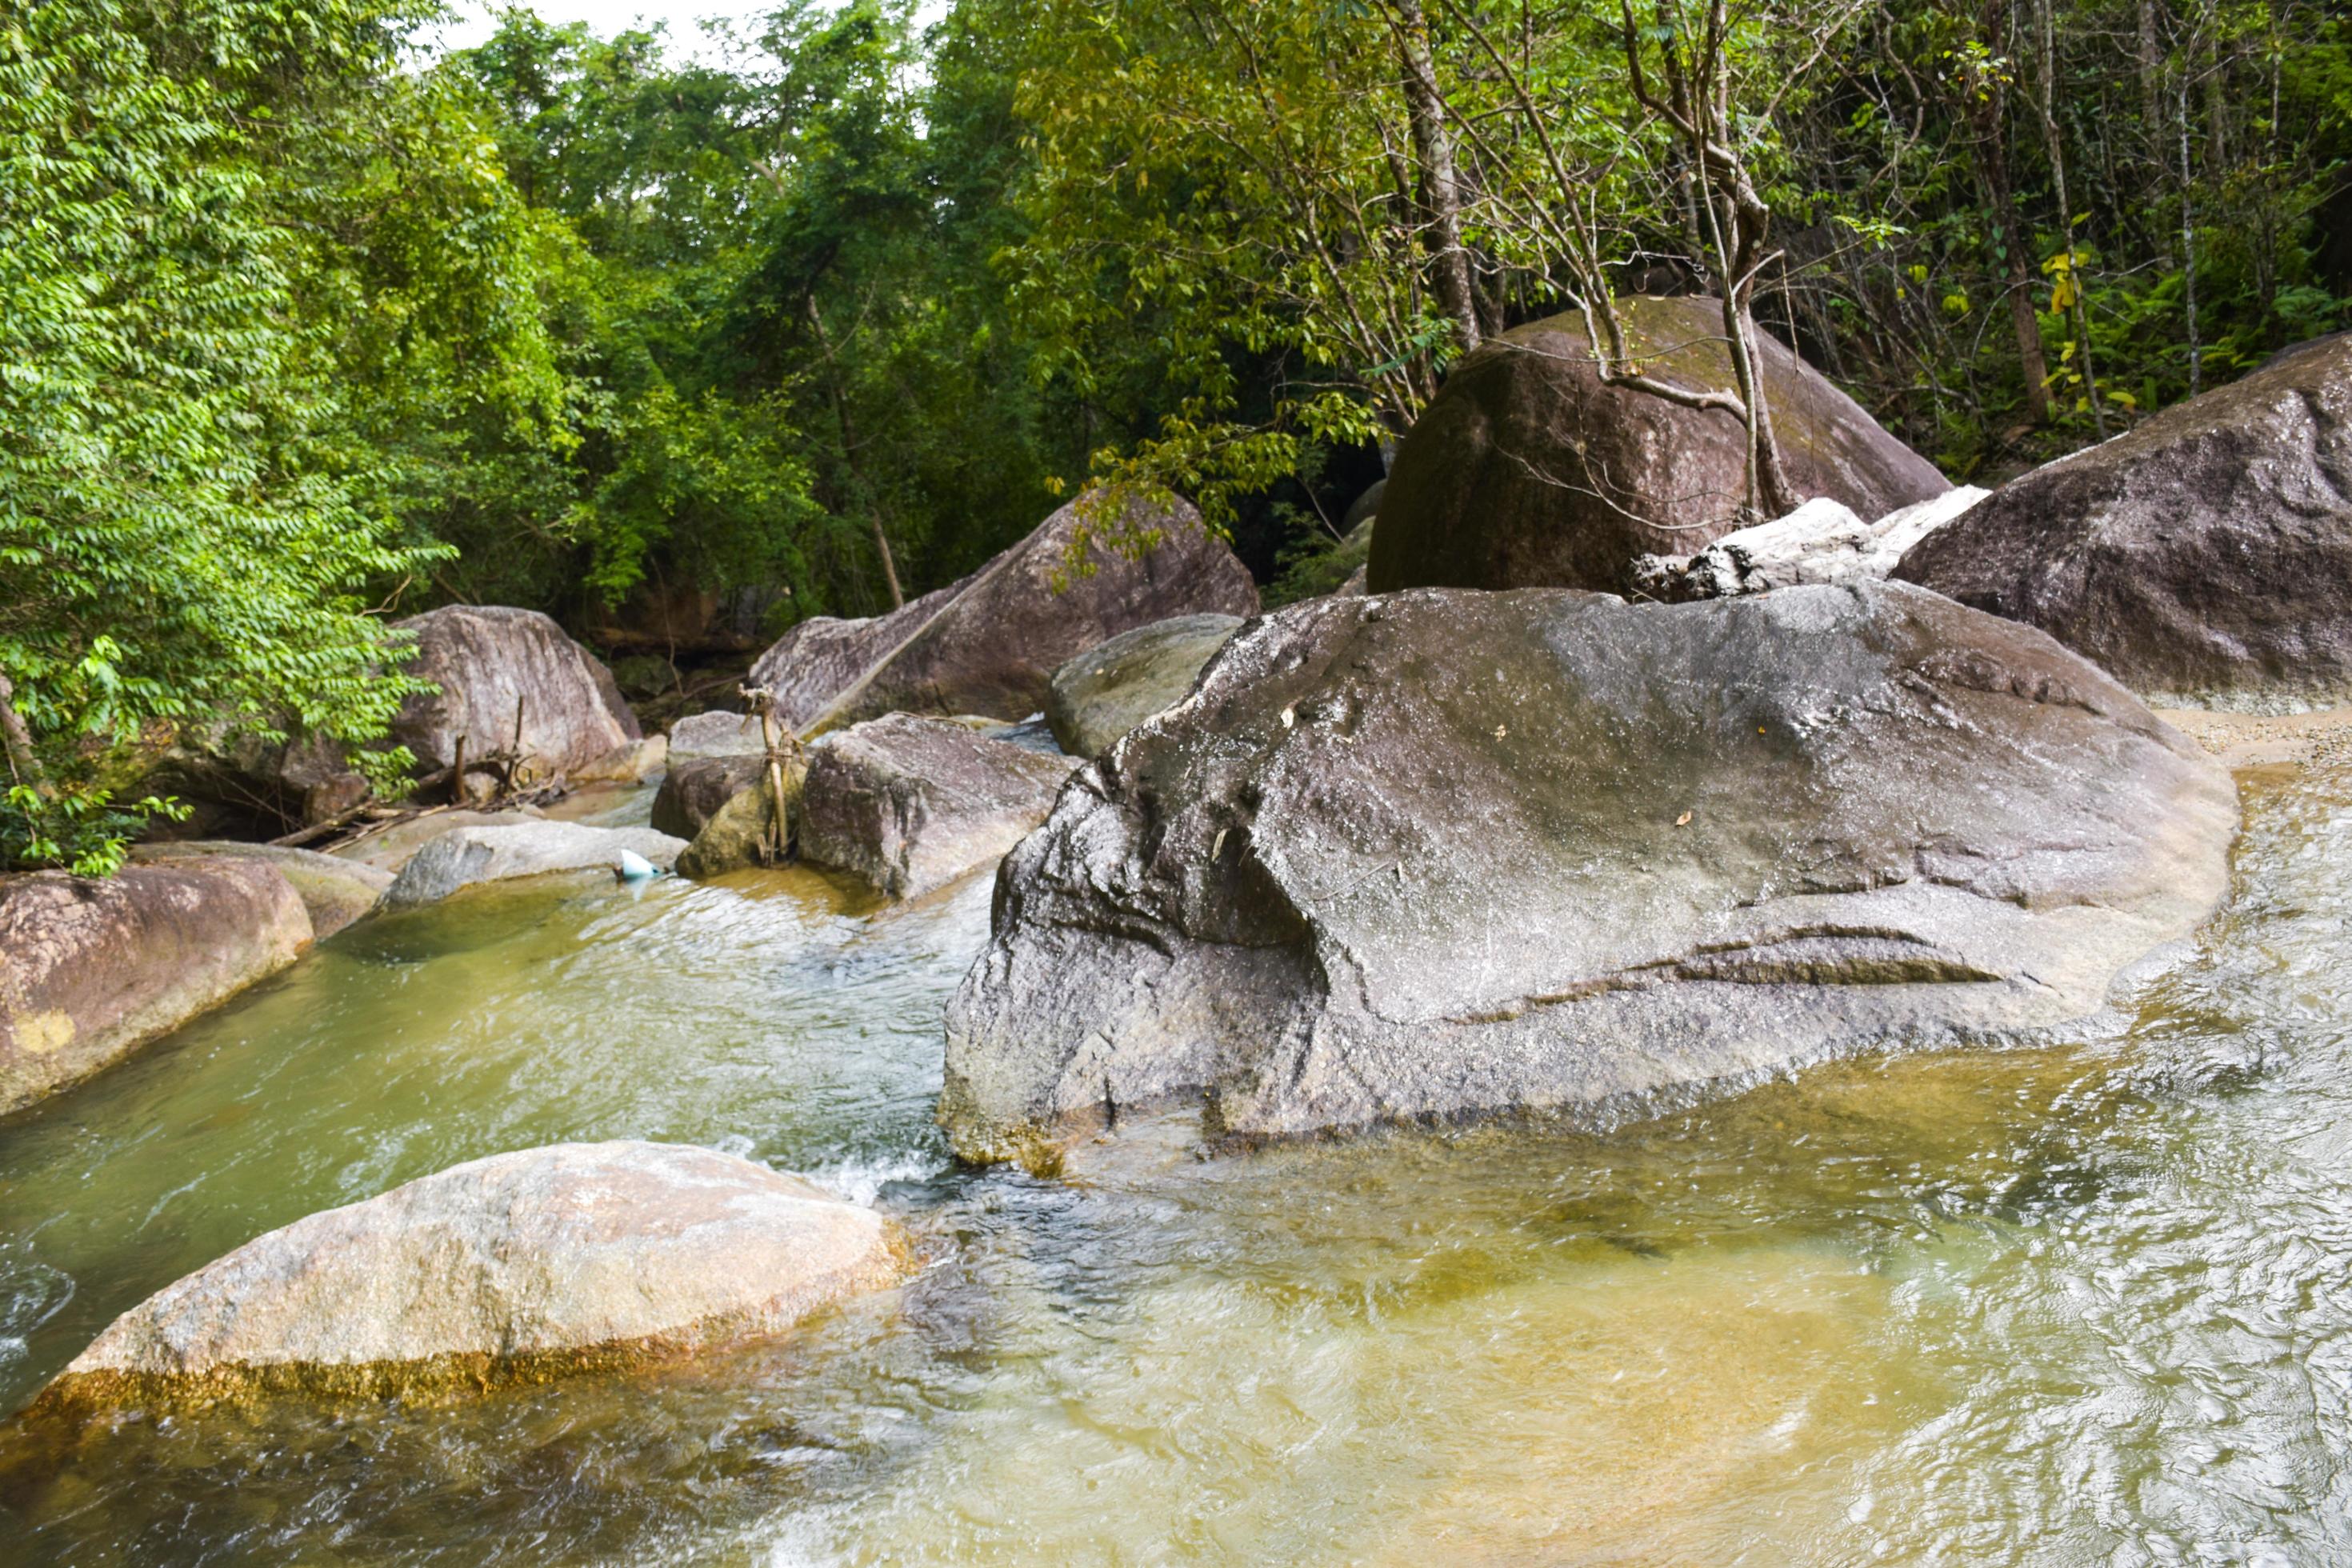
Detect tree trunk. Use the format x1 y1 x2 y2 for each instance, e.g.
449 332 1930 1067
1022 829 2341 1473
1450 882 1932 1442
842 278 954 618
805 294 904 610
2034 0 2106 437
0 674 40 791
1968 17 2052 426
1391 0 1482 354
2179 75 2202 396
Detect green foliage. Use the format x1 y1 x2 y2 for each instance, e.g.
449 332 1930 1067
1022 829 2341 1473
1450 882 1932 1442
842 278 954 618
0 0 454 870
5 0 2346 874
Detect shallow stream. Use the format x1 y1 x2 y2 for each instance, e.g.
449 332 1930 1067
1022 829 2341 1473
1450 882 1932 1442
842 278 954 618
1 758 2348 1564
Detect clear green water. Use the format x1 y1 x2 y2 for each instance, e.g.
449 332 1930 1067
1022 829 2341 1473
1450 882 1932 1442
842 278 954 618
1 762 2349 1565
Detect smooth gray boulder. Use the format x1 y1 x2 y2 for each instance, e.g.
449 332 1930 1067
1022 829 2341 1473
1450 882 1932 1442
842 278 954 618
2 861 312 1115
942 582 2238 1166
326 808 542 874
381 820 686 908
750 491 1259 735
39 1142 900 1407
132 842 390 939
800 714 1075 899
1633 488 1990 602
391 606 642 783
1046 614 1244 758
1896 332 2352 710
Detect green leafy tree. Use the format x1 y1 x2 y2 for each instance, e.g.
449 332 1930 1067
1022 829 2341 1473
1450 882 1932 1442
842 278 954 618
0 0 464 871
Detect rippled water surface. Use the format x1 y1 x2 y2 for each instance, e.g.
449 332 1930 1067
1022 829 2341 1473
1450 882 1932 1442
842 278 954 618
2 760 2349 1565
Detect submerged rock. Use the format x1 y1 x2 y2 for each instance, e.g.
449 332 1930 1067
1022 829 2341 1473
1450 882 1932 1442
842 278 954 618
39 1142 900 1408
750 492 1259 734
391 606 642 782
1 861 312 1114
1634 487 1990 602
132 842 390 940
941 582 2237 1166
381 821 686 908
1046 614 1244 758
1369 296 1951 594
799 714 1075 899
1896 332 2352 710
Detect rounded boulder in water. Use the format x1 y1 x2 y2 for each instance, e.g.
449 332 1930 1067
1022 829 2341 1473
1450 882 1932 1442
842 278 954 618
36 1142 902 1410
942 581 2239 1166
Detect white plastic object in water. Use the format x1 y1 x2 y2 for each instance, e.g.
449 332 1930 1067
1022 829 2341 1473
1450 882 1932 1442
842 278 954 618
615 849 658 881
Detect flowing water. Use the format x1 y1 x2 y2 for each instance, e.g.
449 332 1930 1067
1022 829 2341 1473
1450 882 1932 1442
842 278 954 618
1 758 2349 1565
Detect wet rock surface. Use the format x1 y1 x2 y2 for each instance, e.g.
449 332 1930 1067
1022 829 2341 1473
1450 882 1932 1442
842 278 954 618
39 1141 900 1407
1369 296 1951 594
381 821 686 908
131 842 390 940
1895 332 2352 709
942 582 2238 1165
750 493 1258 734
1 861 312 1114
1046 614 1244 758
799 714 1075 900
391 606 642 780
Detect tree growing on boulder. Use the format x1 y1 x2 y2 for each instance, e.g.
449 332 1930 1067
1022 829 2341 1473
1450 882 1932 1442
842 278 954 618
990 0 1870 545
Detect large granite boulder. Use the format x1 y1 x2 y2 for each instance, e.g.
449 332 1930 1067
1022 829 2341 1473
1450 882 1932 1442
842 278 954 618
391 606 642 783
38 1142 900 1408
799 714 1075 899
750 493 1259 735
381 820 686 908
1369 296 1951 594
1634 488 1990 602
1 861 312 1114
1046 614 1245 758
132 842 390 939
941 582 2238 1166
1896 332 2352 710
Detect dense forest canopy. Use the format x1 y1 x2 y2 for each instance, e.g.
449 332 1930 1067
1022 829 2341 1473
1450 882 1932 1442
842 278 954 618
2 0 2348 869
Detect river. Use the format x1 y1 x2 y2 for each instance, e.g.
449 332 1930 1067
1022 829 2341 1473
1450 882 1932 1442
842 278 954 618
0 758 2346 1563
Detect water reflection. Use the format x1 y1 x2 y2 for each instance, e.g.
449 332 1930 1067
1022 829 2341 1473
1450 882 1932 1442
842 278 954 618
0 763 2346 1563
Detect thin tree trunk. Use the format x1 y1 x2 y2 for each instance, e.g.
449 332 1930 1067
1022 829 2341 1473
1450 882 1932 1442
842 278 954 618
2178 75 2202 395
1970 17 2052 425
2035 0 2106 437
0 674 39 791
1391 0 1482 354
804 295 904 610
